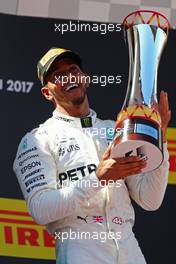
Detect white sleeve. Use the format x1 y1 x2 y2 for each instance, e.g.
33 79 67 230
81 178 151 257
13 131 103 225
125 143 169 211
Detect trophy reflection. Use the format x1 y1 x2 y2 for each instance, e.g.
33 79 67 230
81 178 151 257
111 10 170 172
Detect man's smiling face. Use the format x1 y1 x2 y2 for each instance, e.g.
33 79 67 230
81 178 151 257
43 58 88 107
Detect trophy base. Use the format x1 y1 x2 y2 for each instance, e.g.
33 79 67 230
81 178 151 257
110 117 163 173
111 139 163 173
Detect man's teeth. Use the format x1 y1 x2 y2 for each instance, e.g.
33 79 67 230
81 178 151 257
65 84 79 91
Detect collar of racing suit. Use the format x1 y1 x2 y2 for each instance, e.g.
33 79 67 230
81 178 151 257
53 108 97 129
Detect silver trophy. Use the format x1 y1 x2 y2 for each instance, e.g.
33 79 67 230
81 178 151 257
111 10 170 172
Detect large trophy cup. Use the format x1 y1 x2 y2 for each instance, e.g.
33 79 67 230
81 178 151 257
111 10 170 172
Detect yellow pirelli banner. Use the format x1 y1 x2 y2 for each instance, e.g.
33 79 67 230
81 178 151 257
0 128 175 259
0 198 55 259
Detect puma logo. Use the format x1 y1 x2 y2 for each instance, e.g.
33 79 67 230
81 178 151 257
77 215 88 223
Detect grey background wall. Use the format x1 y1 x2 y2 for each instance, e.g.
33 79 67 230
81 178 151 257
1 0 176 25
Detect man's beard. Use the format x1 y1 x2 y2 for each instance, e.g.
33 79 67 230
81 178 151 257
71 90 86 105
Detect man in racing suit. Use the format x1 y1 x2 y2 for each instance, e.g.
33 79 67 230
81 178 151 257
13 47 171 264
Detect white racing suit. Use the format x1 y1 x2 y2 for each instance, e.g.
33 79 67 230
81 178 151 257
13 109 169 264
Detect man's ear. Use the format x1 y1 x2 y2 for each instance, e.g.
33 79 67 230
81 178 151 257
41 86 54 101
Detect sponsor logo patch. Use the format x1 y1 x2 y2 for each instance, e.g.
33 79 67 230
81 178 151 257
58 164 96 184
112 217 124 225
21 161 41 174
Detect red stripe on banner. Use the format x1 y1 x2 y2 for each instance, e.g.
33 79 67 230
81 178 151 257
168 140 176 144
0 218 37 225
0 210 29 217
168 148 176 152
169 156 176 172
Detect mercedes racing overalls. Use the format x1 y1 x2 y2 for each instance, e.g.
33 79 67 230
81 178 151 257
13 109 169 264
